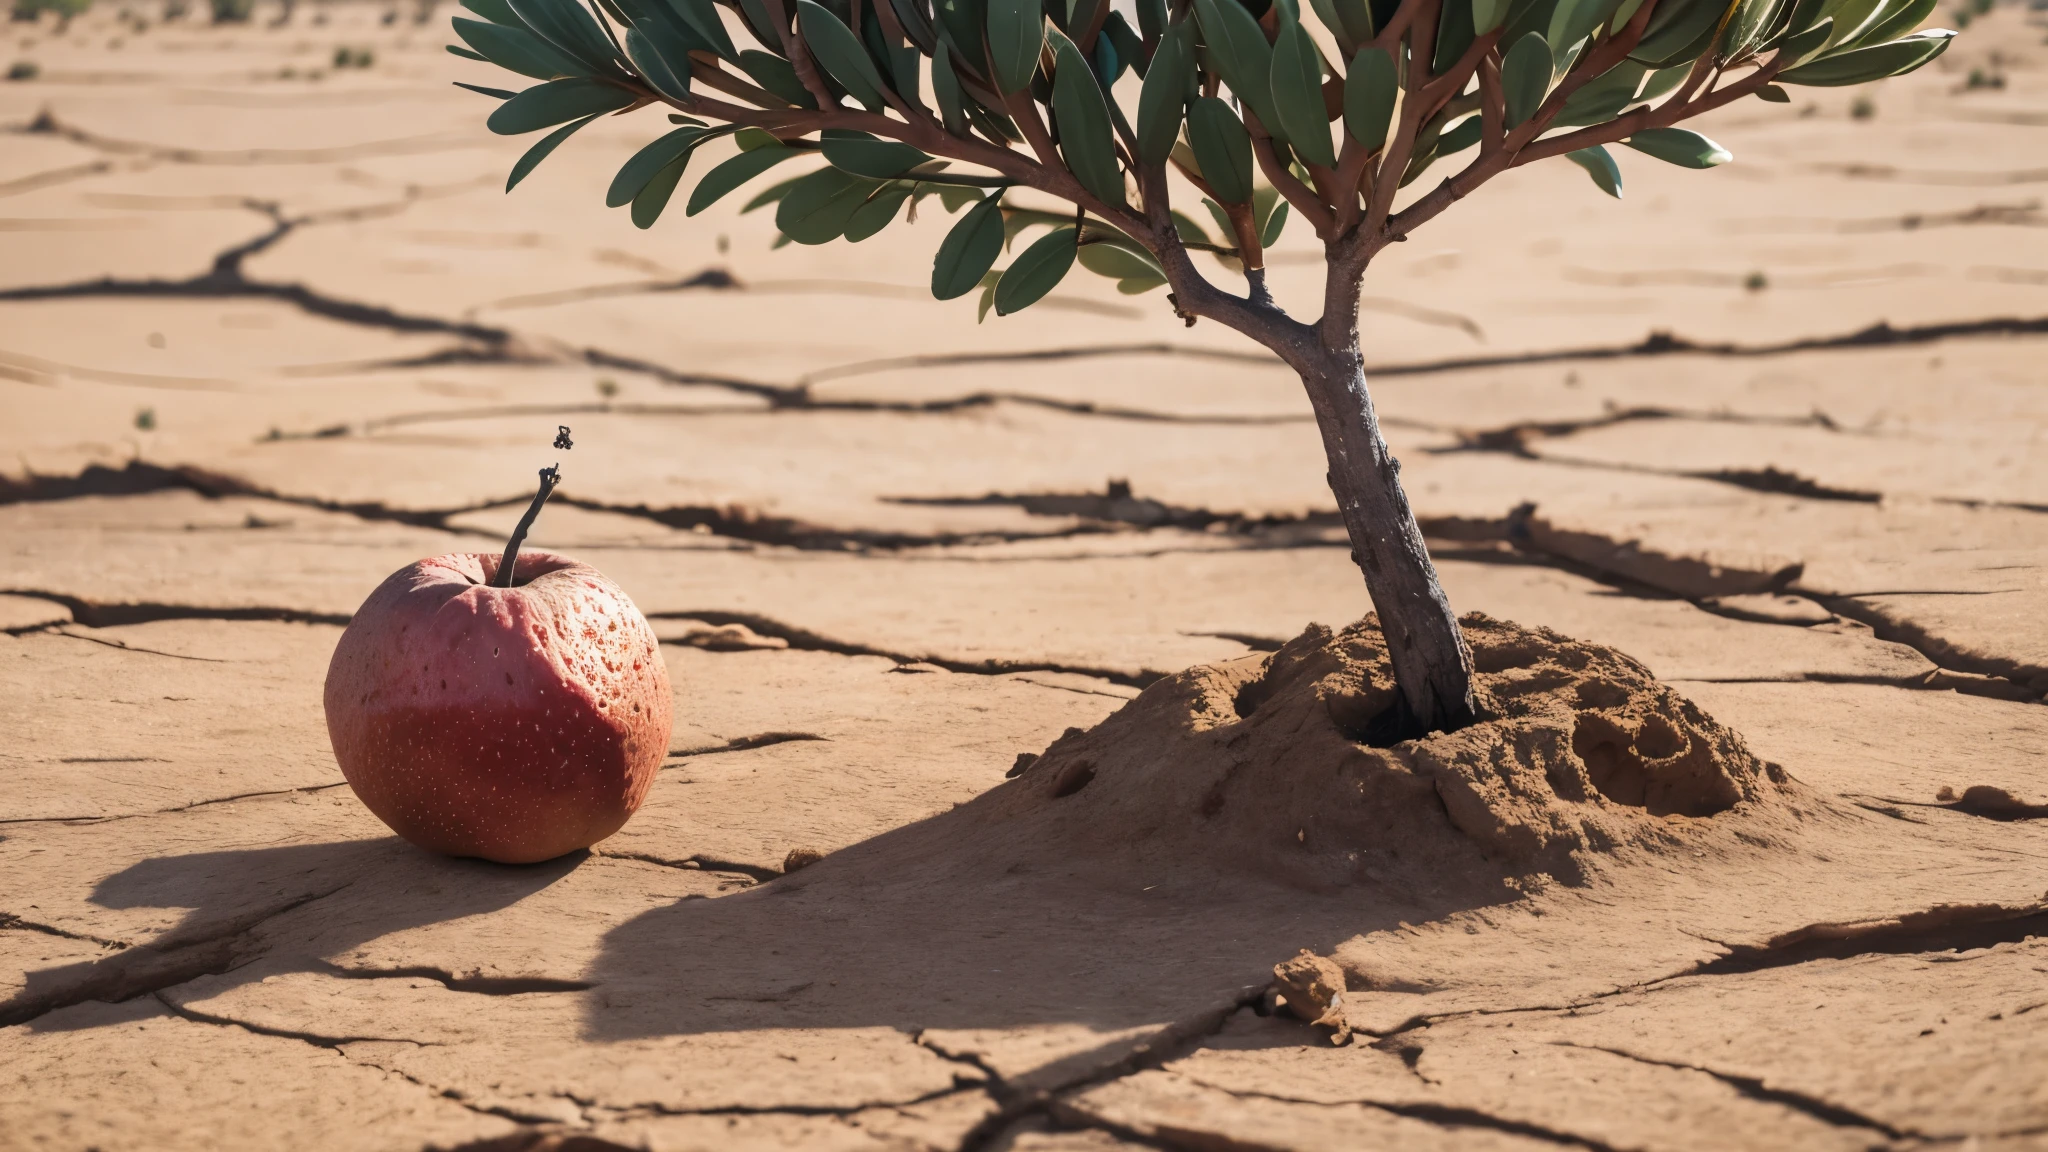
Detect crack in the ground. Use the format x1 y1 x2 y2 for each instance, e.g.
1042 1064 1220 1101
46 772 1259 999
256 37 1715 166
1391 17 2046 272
474 266 1146 321
8 182 2043 429
1686 903 2048 976
0 185 514 348
552 493 1129 551
1367 316 2048 378
0 882 352 1028
0 159 120 199
1814 595 2048 693
0 460 1169 553
0 913 129 951
153 988 431 1048
1732 200 2045 233
1798 161 2048 186
1562 1043 1908 1139
0 460 514 539
0 781 349 827
1164 1076 1625 1151
664 732 828 762
1437 405 1845 457
590 849 776 882
1673 668 2041 703
1362 900 2048 1045
263 390 1319 440
5 461 2037 697
42 625 232 661
318 961 595 996
955 988 1268 1152
1471 446 1885 505
8 110 483 167
884 481 1345 534
645 609 1163 689
1 588 353 629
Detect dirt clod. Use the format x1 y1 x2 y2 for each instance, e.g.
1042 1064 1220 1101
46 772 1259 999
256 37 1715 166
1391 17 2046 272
1272 949 1352 1045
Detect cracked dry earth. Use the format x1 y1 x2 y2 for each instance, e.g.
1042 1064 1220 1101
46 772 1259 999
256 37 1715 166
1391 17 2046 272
5 5 2048 1152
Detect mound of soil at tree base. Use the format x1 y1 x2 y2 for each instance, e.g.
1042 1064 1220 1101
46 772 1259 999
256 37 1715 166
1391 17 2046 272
979 612 1798 895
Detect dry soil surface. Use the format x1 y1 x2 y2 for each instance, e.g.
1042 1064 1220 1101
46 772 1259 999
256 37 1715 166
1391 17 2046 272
3 2 2048 1149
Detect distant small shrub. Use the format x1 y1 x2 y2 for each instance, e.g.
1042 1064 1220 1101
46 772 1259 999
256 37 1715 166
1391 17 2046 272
5 59 36 79
207 0 249 22
12 0 91 20
1743 271 1769 291
134 407 156 431
331 44 372 68
1851 95 1878 119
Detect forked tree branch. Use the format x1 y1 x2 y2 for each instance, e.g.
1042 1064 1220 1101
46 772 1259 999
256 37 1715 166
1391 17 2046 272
1359 0 1443 243
1245 110 1339 238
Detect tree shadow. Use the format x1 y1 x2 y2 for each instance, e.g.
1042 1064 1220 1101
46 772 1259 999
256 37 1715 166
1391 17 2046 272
12 836 586 1030
581 794 1501 1052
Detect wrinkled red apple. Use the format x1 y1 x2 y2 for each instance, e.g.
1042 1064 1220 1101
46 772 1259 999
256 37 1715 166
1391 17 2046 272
324 550 672 863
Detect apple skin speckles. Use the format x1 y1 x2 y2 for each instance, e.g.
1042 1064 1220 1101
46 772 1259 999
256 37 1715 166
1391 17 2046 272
323 550 674 864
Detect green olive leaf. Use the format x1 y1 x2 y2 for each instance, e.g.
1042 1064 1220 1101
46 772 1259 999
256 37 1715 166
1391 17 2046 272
608 126 707 206
1623 126 1732 167
1565 143 1623 198
1500 32 1552 126
486 78 636 134
505 111 600 190
1187 96 1254 204
986 0 1044 92
1342 46 1397 150
994 225 1079 314
1193 0 1281 130
774 166 883 242
688 144 802 215
454 17 590 80
1136 20 1194 165
820 129 934 178
843 183 915 241
932 192 1006 299
795 0 890 110
1778 26 1952 84
1270 20 1336 166
1049 30 1127 206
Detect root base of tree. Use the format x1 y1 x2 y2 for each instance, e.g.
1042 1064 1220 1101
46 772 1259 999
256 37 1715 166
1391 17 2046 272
980 613 1792 894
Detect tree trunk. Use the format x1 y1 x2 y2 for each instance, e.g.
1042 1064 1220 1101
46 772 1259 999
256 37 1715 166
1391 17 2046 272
1298 342 1477 738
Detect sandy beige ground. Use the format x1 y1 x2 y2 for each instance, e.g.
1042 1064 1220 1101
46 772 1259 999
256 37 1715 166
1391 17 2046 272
3 1 2048 1148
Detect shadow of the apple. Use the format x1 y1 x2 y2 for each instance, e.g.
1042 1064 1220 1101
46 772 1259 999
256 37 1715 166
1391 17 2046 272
13 837 585 1031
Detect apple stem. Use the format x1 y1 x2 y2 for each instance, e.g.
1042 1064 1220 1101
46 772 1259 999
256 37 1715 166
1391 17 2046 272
496 426 572 589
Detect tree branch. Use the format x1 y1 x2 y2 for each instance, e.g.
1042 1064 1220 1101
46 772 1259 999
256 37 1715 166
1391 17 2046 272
685 53 800 110
761 0 839 109
1476 51 1504 158
1360 0 1441 241
1153 231 1319 364
1513 60 1781 165
1245 109 1338 237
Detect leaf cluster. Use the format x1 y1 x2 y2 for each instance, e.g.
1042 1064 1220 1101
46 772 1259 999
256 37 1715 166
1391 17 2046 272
448 0 1956 320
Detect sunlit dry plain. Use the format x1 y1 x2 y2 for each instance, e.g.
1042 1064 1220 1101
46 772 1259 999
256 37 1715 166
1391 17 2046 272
3 2 2048 1148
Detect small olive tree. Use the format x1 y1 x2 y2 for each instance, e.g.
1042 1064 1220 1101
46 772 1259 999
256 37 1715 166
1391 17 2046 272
449 0 1952 735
